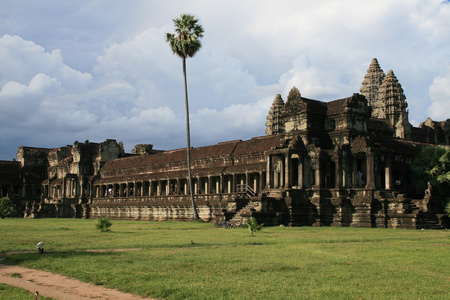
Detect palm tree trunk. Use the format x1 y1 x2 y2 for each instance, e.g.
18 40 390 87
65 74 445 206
182 57 199 220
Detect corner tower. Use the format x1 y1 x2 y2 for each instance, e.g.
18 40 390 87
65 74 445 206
265 94 285 135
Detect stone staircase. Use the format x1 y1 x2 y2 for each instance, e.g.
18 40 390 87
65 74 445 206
228 201 256 227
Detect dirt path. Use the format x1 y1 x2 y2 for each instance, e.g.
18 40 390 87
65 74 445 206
0 250 154 299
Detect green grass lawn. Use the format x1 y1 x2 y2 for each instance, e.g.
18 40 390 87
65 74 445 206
0 283 53 300
1 218 449 299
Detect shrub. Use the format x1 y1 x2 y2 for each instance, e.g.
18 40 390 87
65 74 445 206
95 217 112 232
243 217 263 236
0 197 15 219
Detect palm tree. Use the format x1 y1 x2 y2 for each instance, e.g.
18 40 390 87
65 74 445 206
166 14 204 220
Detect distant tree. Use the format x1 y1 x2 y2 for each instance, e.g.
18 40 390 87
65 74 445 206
410 146 450 209
430 149 450 184
0 197 15 218
411 146 447 191
166 14 204 220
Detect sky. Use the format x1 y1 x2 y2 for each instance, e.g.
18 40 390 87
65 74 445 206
1 0 450 160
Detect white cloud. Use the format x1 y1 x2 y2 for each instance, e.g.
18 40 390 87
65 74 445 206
429 61 450 121
1 0 450 159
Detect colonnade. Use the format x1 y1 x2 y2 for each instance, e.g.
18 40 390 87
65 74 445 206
93 171 265 199
41 149 396 203
266 150 393 190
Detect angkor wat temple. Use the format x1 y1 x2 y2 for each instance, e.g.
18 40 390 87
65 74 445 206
1 58 449 228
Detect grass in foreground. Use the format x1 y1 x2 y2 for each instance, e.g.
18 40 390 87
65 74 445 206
0 283 53 300
0 218 449 299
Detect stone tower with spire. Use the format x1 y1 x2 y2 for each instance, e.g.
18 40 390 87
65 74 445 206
265 94 285 135
375 69 410 139
360 59 411 139
360 58 385 107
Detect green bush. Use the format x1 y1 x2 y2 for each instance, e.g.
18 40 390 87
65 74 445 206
0 197 15 219
243 217 263 236
95 217 112 232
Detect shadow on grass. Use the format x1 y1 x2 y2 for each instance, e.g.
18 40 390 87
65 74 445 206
2 250 126 266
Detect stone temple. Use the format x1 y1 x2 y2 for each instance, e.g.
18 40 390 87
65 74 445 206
1 58 449 229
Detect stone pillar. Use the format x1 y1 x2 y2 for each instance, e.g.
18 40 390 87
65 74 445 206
365 152 375 189
313 157 321 188
113 184 118 197
232 174 236 193
334 155 341 189
259 172 264 191
62 179 67 198
298 157 304 188
207 176 211 194
166 180 170 195
148 181 153 196
280 159 284 188
385 156 392 190
315 168 321 188
194 178 198 195
286 154 291 188
266 157 271 188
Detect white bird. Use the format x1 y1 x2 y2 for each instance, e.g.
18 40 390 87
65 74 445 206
36 241 44 248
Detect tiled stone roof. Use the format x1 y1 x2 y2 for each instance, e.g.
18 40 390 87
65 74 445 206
98 135 285 182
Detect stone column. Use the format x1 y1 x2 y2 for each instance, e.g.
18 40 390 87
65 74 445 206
232 174 236 193
207 176 211 194
285 154 290 188
62 179 67 198
334 155 341 189
166 180 170 195
280 159 284 188
298 157 304 188
365 152 375 189
266 157 271 188
259 172 264 191
113 184 118 197
194 178 198 195
315 168 321 188
385 155 392 190
148 181 152 196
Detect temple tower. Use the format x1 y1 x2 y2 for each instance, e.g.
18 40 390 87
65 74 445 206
373 70 408 125
360 58 385 107
265 94 285 135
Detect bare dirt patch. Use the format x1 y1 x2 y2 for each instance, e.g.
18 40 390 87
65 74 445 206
0 249 154 299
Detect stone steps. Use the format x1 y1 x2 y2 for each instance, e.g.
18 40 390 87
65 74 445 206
229 201 255 226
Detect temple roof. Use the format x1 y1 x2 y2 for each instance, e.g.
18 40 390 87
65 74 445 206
98 135 286 181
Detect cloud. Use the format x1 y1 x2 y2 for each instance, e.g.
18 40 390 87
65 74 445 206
1 0 450 160
428 61 450 121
